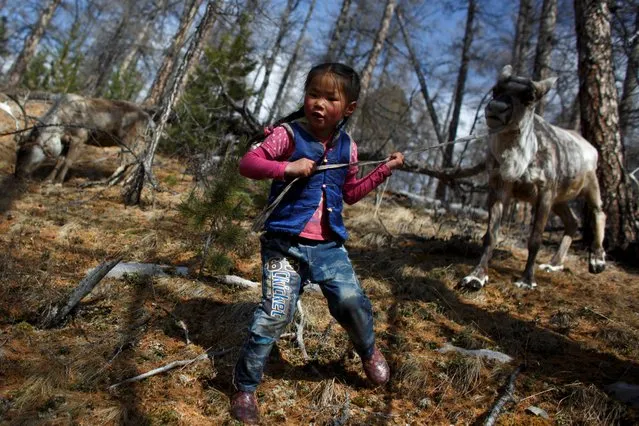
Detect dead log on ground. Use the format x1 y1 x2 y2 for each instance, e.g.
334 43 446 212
41 256 123 328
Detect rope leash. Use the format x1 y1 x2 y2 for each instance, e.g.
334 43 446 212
251 133 489 232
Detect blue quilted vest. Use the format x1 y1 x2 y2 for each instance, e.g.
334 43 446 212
264 121 352 241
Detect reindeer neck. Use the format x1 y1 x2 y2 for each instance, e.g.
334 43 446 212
491 109 538 182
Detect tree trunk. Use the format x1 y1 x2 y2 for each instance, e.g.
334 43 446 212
619 7 639 141
325 0 353 62
144 0 202 106
253 0 298 117
123 0 216 205
574 0 638 251
90 12 130 97
5 0 62 88
435 0 477 201
397 9 444 146
268 0 317 123
511 0 534 74
532 0 558 116
348 0 397 133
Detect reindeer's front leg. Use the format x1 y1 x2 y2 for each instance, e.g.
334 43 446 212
460 186 509 290
515 189 552 289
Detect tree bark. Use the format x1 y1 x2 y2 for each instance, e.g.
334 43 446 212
5 0 62 88
348 0 397 133
267 0 316 123
253 0 298 117
532 0 558 116
435 0 477 201
144 0 202 106
324 0 353 62
511 0 534 74
619 7 639 141
123 0 216 205
574 0 638 250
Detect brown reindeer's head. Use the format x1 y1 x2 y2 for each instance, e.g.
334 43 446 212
485 65 557 130
14 125 63 179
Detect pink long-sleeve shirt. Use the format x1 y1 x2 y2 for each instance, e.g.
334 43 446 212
240 125 392 240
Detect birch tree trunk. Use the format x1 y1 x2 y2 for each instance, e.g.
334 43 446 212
253 0 298 117
435 0 477 201
324 0 353 62
532 0 558 116
144 0 202 106
574 0 638 251
397 9 444 146
268 0 317 123
619 8 639 141
5 0 62 88
511 0 534 74
348 0 397 133
123 0 216 205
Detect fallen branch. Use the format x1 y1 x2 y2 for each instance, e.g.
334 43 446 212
437 343 513 363
41 256 123 328
214 275 259 288
484 365 523 426
334 391 351 426
109 347 232 389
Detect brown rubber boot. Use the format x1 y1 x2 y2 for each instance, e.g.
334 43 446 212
362 346 390 385
230 391 259 424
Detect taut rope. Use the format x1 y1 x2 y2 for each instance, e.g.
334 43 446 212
251 133 488 232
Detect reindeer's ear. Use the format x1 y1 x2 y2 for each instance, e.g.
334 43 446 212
532 76 557 99
498 65 513 83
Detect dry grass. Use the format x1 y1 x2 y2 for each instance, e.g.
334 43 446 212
1 116 639 425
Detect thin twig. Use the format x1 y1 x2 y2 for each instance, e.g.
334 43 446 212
484 365 523 426
108 347 232 389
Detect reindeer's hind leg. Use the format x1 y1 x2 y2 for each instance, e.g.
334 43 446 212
539 202 578 272
583 172 606 273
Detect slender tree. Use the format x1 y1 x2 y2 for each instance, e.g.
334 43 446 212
4 0 62 87
511 0 534 74
619 6 639 141
435 0 477 201
574 0 638 251
348 0 397 133
144 0 202 106
253 0 298 117
267 0 317 123
532 0 558 116
123 0 216 205
325 0 353 62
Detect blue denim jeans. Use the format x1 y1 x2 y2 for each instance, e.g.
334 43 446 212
234 233 376 392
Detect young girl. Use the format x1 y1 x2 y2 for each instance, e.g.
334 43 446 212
232 63 404 424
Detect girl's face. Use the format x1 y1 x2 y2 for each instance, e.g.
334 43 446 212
303 73 357 138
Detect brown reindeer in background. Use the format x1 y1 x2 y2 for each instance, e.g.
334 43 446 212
15 94 153 184
460 65 606 290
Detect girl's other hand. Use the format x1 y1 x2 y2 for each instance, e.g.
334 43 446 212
285 158 316 179
386 152 405 170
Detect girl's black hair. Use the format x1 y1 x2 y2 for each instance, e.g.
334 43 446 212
273 62 361 129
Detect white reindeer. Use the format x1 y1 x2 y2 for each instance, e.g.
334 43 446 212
15 94 153 184
460 65 606 290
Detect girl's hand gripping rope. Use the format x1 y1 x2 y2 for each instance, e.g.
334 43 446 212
385 152 405 170
284 158 317 179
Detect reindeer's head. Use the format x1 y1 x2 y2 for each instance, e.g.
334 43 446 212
485 65 557 130
14 125 64 178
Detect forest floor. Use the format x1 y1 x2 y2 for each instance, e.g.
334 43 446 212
1 102 639 425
